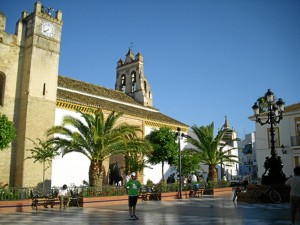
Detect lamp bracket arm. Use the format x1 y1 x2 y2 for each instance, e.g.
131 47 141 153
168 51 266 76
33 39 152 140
255 117 270 126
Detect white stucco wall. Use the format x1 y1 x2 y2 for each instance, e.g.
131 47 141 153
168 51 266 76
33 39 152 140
51 108 90 187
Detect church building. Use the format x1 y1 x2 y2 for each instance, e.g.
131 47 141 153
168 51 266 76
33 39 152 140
0 2 188 187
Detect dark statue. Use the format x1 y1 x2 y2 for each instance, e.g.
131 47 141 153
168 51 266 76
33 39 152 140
109 163 123 186
262 154 286 185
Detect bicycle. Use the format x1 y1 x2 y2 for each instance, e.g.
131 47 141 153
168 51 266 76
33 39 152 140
232 185 247 201
244 185 281 204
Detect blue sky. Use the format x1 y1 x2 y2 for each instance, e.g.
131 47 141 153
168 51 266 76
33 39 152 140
2 0 300 137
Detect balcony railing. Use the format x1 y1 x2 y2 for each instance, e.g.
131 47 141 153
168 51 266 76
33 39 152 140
291 136 300 147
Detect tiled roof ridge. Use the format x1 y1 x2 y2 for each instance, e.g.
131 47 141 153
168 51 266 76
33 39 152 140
58 86 159 113
284 102 300 112
58 75 158 111
56 90 189 128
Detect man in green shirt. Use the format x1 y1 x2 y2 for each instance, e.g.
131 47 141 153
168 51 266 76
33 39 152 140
126 172 141 220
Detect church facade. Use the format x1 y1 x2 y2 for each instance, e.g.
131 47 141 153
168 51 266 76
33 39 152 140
0 2 188 187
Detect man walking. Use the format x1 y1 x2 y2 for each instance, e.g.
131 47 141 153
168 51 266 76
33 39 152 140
126 172 141 220
285 166 300 225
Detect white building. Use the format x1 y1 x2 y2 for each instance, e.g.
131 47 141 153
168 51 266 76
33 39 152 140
251 103 300 180
238 133 257 181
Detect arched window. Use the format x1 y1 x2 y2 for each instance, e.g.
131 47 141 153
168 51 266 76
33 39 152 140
121 74 126 86
0 73 6 106
131 71 136 83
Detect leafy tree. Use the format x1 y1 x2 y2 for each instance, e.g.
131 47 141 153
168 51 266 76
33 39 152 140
185 122 239 183
257 96 269 113
176 149 202 176
26 138 59 189
146 127 178 181
0 114 16 151
124 152 149 176
47 110 152 190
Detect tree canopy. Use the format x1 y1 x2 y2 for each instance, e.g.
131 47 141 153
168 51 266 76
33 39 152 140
146 127 178 181
0 114 16 151
47 110 152 189
185 122 239 182
26 138 59 189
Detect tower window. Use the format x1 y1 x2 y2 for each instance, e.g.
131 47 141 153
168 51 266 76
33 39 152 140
0 73 5 106
43 83 46 95
131 72 136 83
132 83 136 92
121 74 126 86
144 81 147 92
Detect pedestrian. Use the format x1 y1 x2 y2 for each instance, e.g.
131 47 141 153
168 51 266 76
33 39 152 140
285 166 300 225
57 184 70 208
126 172 141 220
192 173 197 183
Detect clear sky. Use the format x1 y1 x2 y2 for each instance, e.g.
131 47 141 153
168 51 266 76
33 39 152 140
2 0 300 138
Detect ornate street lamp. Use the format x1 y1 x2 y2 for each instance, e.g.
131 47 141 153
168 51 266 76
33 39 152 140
176 128 189 199
176 127 183 199
252 89 286 184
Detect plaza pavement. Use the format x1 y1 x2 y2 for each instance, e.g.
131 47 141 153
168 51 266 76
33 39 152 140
0 195 298 225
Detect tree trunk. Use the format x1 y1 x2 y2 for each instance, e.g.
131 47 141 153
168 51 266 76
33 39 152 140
89 160 103 192
161 161 165 181
208 165 217 183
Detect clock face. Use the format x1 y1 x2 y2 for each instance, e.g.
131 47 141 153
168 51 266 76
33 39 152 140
41 22 55 37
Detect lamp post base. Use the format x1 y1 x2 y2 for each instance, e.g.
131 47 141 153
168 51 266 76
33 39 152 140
262 155 286 185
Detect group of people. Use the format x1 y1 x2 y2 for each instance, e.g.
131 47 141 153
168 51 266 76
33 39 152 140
166 172 205 185
54 171 141 219
54 166 300 223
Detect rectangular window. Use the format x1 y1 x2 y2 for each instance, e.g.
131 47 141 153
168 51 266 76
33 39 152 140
295 118 300 146
0 74 5 106
294 156 299 167
43 83 46 95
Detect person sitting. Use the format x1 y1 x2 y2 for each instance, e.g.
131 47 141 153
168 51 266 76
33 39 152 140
57 184 70 208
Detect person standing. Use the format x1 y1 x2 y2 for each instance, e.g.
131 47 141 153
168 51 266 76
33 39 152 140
192 173 197 183
285 166 300 225
126 172 141 220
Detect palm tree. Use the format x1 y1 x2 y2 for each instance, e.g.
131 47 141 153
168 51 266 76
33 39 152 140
47 110 152 190
185 122 240 183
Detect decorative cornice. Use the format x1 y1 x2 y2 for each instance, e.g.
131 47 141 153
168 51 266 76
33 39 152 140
144 121 188 132
56 99 188 132
56 100 96 114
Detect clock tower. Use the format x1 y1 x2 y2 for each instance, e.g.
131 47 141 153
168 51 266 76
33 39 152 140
12 1 63 187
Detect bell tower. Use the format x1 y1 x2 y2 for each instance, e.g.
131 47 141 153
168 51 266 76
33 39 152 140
12 1 63 187
115 49 153 107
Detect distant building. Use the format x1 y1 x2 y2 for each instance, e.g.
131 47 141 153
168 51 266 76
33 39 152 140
219 116 239 181
238 133 257 181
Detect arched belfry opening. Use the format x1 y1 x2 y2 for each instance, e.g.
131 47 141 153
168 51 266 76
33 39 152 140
115 49 153 107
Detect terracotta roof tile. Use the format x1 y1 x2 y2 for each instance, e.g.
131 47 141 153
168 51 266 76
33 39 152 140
284 103 300 113
57 76 188 128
